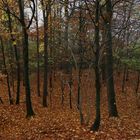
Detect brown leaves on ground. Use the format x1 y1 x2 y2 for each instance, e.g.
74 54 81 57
0 71 140 140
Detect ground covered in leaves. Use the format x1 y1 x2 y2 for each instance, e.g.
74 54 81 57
0 71 140 140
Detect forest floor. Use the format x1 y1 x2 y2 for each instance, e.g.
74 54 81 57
0 70 140 140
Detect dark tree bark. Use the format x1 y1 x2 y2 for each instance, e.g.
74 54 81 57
35 0 41 97
61 76 65 105
15 44 21 105
18 0 35 117
41 0 51 107
64 0 73 109
64 0 69 50
0 36 13 105
6 8 21 105
122 65 127 93
104 0 118 117
90 0 101 131
49 9 54 106
135 72 140 94
68 69 73 109
101 30 106 83
77 3 84 125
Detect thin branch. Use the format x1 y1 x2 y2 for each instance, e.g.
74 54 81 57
27 0 36 29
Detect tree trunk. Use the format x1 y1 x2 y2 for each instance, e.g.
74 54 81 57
64 0 73 109
0 36 13 105
68 68 73 109
90 0 101 131
36 0 41 97
6 8 21 104
61 77 65 105
18 0 35 117
41 0 51 107
77 3 84 125
101 29 106 83
104 0 118 117
23 29 35 117
49 9 53 106
122 65 127 93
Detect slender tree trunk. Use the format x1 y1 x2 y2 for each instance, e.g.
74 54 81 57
104 0 118 117
23 27 35 117
77 67 84 124
64 0 69 50
68 68 73 109
49 9 53 106
122 65 127 93
77 3 84 124
43 13 48 107
41 0 51 107
90 0 101 131
135 72 140 93
61 77 65 105
64 0 73 109
0 36 13 105
125 68 129 81
6 8 21 104
58 5 65 106
18 0 35 117
36 0 40 97
15 45 21 104
101 30 106 83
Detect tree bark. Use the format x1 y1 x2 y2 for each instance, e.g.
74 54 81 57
90 0 101 131
0 37 13 105
104 0 118 117
6 8 21 105
41 0 51 107
35 0 41 97
18 0 35 117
